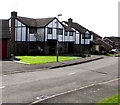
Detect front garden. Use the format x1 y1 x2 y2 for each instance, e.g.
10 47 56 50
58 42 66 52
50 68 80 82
17 56 81 64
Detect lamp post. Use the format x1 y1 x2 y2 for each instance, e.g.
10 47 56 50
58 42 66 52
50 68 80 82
83 33 86 57
56 14 62 62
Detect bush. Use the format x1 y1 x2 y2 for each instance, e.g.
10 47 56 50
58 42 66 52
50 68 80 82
94 50 100 55
109 51 115 54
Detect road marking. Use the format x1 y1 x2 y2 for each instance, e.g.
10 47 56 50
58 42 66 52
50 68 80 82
98 78 120 85
30 84 94 105
29 78 119 105
0 86 5 89
68 72 75 75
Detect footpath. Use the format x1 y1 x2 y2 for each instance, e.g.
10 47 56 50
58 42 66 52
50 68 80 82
1 55 104 74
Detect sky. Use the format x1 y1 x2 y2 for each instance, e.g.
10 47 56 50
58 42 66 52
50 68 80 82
0 0 119 37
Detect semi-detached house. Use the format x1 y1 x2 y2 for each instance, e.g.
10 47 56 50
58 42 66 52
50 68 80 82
62 18 93 55
9 11 93 56
9 11 66 55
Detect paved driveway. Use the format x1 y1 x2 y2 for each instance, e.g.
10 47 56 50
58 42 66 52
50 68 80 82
1 60 49 74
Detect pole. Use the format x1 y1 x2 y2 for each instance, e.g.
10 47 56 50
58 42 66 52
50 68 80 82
84 33 85 57
56 14 62 62
56 20 59 62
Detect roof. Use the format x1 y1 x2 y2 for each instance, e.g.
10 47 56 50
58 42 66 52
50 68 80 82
104 37 120 43
0 20 11 39
63 21 88 33
94 38 113 50
63 25 74 31
90 31 102 39
17 16 56 27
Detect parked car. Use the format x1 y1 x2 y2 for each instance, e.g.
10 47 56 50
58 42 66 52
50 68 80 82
111 49 120 52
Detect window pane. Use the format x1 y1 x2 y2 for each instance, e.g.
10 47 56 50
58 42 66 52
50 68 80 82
58 29 63 35
48 28 52 34
65 31 67 36
29 28 37 34
82 34 91 39
69 31 74 36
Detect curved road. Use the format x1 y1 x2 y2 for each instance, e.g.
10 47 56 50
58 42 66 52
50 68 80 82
2 56 119 104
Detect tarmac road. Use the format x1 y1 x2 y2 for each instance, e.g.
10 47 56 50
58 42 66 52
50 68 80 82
33 78 119 104
2 56 119 104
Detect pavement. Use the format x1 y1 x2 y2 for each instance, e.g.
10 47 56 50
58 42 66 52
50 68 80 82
1 55 104 74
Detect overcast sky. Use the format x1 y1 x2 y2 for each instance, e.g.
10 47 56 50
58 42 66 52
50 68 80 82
0 0 119 37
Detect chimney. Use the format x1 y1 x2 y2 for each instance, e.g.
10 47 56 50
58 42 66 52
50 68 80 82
11 11 17 17
11 11 17 42
11 11 17 54
68 18 73 28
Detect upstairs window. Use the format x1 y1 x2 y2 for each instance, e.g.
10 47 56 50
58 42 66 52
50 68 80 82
58 28 63 35
29 27 37 34
69 31 74 36
47 28 53 34
65 31 68 36
82 33 91 39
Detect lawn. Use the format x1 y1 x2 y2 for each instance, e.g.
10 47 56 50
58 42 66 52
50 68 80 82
97 93 120 105
17 56 81 64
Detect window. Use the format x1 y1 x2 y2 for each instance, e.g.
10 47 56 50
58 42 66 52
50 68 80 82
82 33 91 39
58 29 63 35
69 31 74 36
47 28 52 34
65 31 68 36
29 27 37 34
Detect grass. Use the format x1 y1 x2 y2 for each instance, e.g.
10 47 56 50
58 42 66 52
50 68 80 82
108 52 120 56
97 93 120 105
17 56 81 64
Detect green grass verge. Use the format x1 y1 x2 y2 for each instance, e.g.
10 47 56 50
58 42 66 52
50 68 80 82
17 56 81 64
97 93 120 105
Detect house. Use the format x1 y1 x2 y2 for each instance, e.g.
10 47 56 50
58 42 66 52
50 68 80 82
104 37 120 49
9 11 65 55
90 31 113 54
62 18 93 55
0 20 11 58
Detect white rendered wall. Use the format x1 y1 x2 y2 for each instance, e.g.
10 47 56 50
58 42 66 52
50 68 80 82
81 31 93 44
37 28 44 41
15 19 26 41
46 18 64 42
75 32 80 44
29 34 36 41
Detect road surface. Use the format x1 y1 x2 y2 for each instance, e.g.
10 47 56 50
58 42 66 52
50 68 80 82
1 56 119 104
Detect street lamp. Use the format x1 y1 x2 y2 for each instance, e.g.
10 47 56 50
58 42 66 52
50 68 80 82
56 14 62 62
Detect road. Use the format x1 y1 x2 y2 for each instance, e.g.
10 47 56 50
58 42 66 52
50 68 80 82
2 56 119 104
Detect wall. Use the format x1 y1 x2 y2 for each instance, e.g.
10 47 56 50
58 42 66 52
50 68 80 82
45 19 64 42
37 28 44 41
15 19 26 41
81 32 93 44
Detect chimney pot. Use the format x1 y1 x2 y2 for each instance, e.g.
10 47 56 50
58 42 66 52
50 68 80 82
11 11 17 17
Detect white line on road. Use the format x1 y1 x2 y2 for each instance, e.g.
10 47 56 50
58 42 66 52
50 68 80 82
30 84 95 105
68 72 75 75
98 78 120 85
0 86 5 89
29 78 119 105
